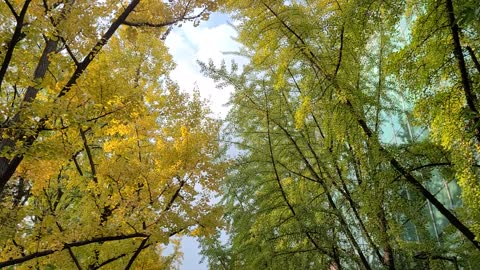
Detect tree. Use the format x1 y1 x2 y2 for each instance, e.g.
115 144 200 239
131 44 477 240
200 0 480 269
0 0 226 268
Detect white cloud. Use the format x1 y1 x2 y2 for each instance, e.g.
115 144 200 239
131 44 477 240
165 19 245 119
164 14 245 270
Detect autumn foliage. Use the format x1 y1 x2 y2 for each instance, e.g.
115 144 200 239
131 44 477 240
2 0 480 269
0 0 226 268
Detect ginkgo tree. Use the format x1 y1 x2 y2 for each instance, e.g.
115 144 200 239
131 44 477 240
0 0 227 268
200 0 480 269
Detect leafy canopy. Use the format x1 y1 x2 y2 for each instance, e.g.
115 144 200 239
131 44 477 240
200 0 480 269
0 0 227 268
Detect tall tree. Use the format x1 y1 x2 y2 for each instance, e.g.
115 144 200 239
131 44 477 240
0 0 226 268
201 0 480 269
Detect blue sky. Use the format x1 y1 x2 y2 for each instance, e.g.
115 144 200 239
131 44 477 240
166 12 245 119
165 12 242 269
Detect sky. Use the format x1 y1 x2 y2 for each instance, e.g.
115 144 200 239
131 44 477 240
166 12 244 119
165 12 243 269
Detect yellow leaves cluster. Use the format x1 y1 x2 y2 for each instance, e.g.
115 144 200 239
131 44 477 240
411 82 480 239
294 95 312 129
0 0 229 267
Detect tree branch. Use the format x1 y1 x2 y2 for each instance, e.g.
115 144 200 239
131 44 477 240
0 0 140 194
57 0 141 98
354 106 480 251
54 221 83 270
4 0 19 19
392 162 451 182
466 46 480 74
0 233 149 268
164 178 185 212
61 38 80 66
445 0 480 141
79 128 97 183
95 253 127 269
124 236 149 270
275 80 372 267
0 0 32 91
123 8 206 28
265 94 334 258
273 115 371 270
334 25 344 77
123 20 178 28
262 0 480 252
67 244 83 270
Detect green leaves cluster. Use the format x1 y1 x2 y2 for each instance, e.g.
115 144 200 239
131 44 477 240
200 0 480 269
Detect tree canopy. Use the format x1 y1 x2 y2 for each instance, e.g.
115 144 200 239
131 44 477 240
0 0 227 268
199 0 480 269
2 0 480 269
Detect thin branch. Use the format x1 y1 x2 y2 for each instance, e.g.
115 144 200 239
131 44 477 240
61 38 80 66
123 7 207 28
275 79 376 267
375 26 385 134
445 0 480 141
79 128 97 183
391 162 451 183
57 0 141 98
164 178 185 212
0 0 32 91
334 25 344 77
88 108 123 121
124 237 149 270
35 107 126 131
12 239 26 257
335 159 385 266
53 219 83 270
275 159 319 183
262 88 337 259
4 0 19 19
272 248 320 258
261 1 329 78
95 253 128 269
72 151 84 176
67 245 83 270
273 117 371 270
123 20 178 28
466 46 480 74
42 0 80 68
